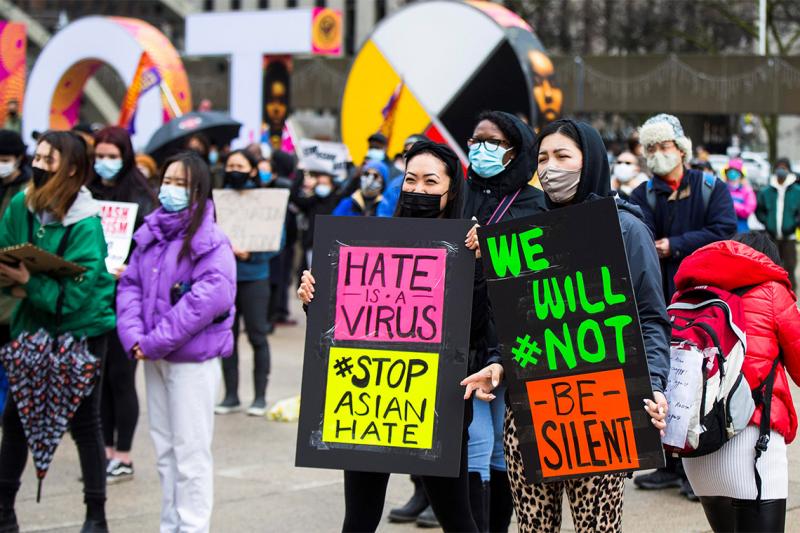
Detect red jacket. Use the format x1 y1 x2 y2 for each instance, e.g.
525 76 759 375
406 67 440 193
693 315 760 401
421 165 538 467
673 240 800 443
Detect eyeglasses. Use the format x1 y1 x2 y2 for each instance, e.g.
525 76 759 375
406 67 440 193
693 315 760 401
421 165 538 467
645 141 677 155
467 138 509 152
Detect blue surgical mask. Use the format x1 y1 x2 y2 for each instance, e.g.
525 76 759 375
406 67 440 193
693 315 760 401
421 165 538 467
259 170 273 184
159 184 190 212
208 150 219 165
315 184 332 198
366 148 386 162
94 158 123 180
469 144 512 178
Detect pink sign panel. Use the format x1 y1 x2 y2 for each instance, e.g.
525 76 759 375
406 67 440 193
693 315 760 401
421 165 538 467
335 246 447 343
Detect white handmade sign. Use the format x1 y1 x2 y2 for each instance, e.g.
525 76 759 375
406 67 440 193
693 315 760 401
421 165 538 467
212 188 289 252
663 347 703 449
297 139 350 182
98 201 139 273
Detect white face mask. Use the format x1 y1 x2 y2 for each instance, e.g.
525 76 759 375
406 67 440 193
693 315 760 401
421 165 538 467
0 160 16 178
613 163 636 183
646 152 681 176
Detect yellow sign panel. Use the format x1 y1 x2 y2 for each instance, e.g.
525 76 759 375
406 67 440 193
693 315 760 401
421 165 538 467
323 346 439 449
340 40 432 165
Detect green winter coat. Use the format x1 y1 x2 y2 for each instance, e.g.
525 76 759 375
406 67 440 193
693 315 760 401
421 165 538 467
0 189 116 338
0 171 30 324
756 174 800 239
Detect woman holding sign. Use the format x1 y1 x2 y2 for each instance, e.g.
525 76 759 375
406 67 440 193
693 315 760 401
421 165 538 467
0 131 116 532
463 119 671 532
298 140 504 533
215 149 282 417
89 126 158 485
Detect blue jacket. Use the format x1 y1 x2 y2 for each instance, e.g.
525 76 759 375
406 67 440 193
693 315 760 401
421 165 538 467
332 191 394 217
630 169 737 301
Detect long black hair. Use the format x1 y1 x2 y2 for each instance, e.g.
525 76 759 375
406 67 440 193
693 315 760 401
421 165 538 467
161 151 212 260
395 140 463 220
732 232 783 268
91 126 157 203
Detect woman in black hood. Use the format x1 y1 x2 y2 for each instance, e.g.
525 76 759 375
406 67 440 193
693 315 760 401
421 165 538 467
464 119 671 531
461 110 547 532
463 111 547 224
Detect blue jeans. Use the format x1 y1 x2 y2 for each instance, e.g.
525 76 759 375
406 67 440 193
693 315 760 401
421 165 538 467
467 385 507 481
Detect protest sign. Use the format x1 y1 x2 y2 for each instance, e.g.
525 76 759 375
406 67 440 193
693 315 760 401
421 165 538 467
477 197 664 483
98 201 138 273
297 139 350 182
296 216 474 477
212 189 289 252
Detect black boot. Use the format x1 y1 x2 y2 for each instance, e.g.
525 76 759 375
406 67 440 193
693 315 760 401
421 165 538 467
416 505 440 528
80 519 108 533
388 475 428 523
469 472 490 532
489 469 514 533
0 507 18 533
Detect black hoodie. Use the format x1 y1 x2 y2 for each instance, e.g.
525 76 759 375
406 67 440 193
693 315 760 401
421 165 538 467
537 119 670 393
462 112 546 224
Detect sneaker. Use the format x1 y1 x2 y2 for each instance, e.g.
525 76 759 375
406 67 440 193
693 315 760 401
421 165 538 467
106 459 134 485
246 398 267 417
680 479 700 502
215 397 242 415
633 469 683 490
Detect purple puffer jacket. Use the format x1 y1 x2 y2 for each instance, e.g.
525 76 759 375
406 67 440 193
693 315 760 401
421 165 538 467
116 201 236 363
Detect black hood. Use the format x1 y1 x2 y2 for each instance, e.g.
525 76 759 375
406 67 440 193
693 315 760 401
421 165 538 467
467 111 536 197
538 119 612 209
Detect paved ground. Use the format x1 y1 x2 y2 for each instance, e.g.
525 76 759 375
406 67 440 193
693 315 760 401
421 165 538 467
9 298 800 532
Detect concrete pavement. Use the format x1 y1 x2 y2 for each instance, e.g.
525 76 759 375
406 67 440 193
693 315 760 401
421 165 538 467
9 299 800 532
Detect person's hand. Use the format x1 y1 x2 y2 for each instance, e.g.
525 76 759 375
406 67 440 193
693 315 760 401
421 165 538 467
113 265 127 280
10 286 26 299
645 391 668 437
461 363 504 401
132 344 146 361
297 270 316 304
654 238 671 259
232 247 251 261
465 223 482 259
0 262 30 285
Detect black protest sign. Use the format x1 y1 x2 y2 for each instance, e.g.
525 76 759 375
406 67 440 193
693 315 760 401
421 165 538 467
477 197 664 483
296 215 474 477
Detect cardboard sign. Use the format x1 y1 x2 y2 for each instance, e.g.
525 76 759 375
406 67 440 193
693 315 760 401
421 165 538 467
477 197 664 483
98 201 138 273
212 189 289 252
297 139 350 182
0 244 86 286
296 216 474 477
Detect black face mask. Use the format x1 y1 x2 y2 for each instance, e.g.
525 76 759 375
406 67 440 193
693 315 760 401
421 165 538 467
225 171 250 190
32 167 51 188
398 190 443 218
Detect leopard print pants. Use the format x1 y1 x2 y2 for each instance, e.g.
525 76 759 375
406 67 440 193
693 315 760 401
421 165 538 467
503 406 626 533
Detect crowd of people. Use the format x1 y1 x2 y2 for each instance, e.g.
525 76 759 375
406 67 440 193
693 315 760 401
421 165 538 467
0 106 795 533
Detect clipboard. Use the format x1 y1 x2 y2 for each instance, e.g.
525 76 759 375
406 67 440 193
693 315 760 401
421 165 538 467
0 243 87 283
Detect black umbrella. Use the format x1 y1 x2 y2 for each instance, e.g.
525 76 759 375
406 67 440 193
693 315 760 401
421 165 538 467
0 329 99 501
145 111 242 162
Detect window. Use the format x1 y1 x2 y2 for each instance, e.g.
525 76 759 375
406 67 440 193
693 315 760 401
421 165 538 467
232 0 241 9
376 0 386 22
203 0 214 11
258 0 268 8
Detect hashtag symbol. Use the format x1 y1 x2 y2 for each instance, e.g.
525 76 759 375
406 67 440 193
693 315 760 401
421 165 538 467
511 335 541 368
333 356 354 377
